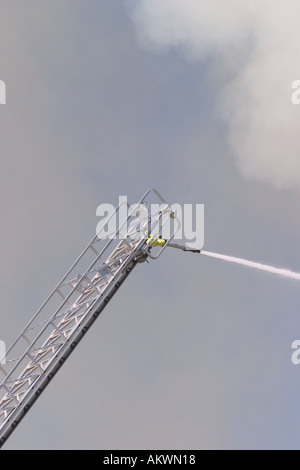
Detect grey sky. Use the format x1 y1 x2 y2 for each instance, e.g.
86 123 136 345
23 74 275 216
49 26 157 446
1 0 300 449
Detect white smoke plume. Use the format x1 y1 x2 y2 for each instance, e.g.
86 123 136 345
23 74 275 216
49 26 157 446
130 0 300 189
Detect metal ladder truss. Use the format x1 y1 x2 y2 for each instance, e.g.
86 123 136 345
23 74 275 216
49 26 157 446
0 188 180 446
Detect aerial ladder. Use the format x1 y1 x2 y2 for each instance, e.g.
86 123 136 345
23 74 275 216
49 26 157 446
0 189 199 448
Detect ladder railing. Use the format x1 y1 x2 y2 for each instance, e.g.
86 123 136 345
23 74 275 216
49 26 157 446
0 188 179 448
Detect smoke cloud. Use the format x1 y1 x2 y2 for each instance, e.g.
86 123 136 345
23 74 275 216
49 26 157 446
130 0 300 189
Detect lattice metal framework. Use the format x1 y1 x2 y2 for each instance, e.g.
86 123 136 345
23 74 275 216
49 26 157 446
0 189 179 448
